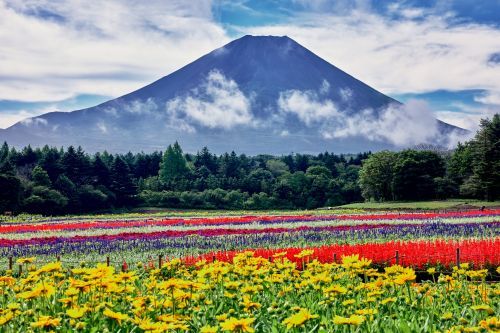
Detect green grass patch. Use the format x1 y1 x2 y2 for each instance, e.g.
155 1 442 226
337 199 500 210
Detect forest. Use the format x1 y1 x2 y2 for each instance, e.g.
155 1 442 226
0 114 498 214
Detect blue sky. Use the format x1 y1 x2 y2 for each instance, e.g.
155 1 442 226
0 0 499 130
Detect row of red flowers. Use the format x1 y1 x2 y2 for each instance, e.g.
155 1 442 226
184 238 500 269
2 209 499 234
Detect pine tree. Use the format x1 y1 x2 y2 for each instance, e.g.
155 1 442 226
159 142 189 183
110 156 137 206
32 166 52 187
472 114 500 200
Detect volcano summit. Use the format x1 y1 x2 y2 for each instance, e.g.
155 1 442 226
0 35 463 153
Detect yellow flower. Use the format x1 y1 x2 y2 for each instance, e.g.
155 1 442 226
427 267 436 274
441 312 453 320
294 249 314 259
471 304 494 315
460 263 470 270
240 295 261 311
342 299 356 306
381 297 397 305
66 306 88 319
16 257 36 264
333 315 365 326
18 282 56 299
466 269 488 280
103 308 129 324
200 325 219 332
37 262 62 274
0 276 16 286
282 308 318 329
220 317 255 332
323 284 347 295
479 317 500 330
0 311 14 326
216 314 228 322
356 309 378 316
272 251 288 258
7 303 20 311
74 321 87 330
393 269 416 285
31 315 61 328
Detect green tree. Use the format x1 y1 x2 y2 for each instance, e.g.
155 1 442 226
110 156 137 206
392 150 445 201
0 174 22 212
358 151 396 201
159 142 190 183
32 166 52 187
469 114 500 200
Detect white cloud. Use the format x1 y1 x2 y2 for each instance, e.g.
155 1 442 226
278 89 339 126
165 69 254 130
20 116 48 126
0 105 58 128
244 9 500 98
329 100 440 146
339 87 353 102
277 85 462 147
436 106 500 131
123 98 158 115
319 79 330 94
474 91 500 106
96 122 107 134
0 0 229 102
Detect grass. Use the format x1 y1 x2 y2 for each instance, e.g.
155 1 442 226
337 199 500 210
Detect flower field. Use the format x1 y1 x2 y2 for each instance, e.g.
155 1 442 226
0 209 499 331
0 209 499 269
0 252 499 332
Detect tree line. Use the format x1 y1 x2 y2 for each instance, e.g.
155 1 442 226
0 114 498 214
359 114 500 202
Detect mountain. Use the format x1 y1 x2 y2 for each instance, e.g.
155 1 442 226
0 35 464 154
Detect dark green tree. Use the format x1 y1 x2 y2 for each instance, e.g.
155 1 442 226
32 166 52 187
110 156 137 206
358 151 396 201
471 114 500 200
159 142 190 183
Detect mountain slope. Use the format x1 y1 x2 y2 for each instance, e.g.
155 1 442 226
0 35 464 153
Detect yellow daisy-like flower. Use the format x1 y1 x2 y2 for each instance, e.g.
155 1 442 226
441 312 453 320
31 315 61 328
16 257 36 264
0 311 14 326
272 251 288 258
333 315 366 326
381 297 397 305
103 308 129 324
282 308 319 329
294 249 314 259
220 317 255 332
200 325 219 333
342 299 356 306
66 306 87 319
471 304 494 315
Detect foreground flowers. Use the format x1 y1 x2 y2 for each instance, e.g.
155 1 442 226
0 253 498 332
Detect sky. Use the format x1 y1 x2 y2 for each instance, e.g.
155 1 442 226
0 0 499 130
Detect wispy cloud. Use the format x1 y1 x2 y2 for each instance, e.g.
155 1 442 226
165 69 255 131
245 9 500 96
0 0 228 102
